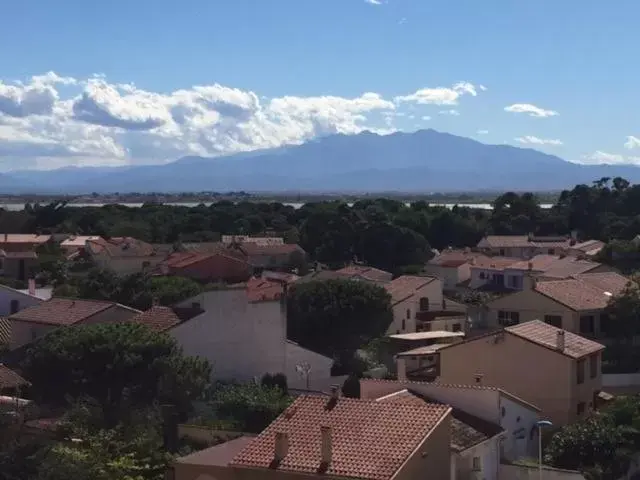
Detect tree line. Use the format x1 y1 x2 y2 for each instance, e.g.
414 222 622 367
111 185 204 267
5 176 640 273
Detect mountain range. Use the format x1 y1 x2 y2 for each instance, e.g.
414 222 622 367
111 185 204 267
3 129 640 194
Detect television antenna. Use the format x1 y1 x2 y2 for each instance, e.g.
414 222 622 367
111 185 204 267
295 362 312 390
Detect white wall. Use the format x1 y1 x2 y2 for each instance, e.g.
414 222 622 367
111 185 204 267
172 290 334 390
285 341 336 391
499 394 540 461
386 279 444 334
0 287 42 317
456 437 500 480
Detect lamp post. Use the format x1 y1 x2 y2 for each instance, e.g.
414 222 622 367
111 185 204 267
536 420 553 480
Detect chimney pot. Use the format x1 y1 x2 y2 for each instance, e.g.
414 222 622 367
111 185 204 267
320 426 332 465
556 330 565 350
527 261 533 270
274 432 289 461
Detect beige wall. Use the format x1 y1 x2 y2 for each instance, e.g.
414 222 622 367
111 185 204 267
423 264 470 291
387 280 444 335
570 352 602 421
486 289 576 331
91 252 165 276
438 332 574 426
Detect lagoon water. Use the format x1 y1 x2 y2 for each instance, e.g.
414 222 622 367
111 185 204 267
0 202 554 211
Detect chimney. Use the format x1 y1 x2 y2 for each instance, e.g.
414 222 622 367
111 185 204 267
570 230 578 241
3 233 6 242
556 330 565 351
396 357 407 382
527 261 533 271
274 432 289 461
522 273 537 291
320 426 332 465
330 384 340 399
28 278 36 296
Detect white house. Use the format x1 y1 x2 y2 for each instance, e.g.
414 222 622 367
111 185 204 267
136 285 340 391
384 275 445 334
361 379 541 465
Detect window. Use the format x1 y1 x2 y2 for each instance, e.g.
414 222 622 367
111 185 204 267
30 328 38 341
479 272 486 280
590 354 598 379
544 315 562 328
580 315 595 335
501 407 506 417
472 457 481 471
9 299 19 314
406 309 410 319
498 310 520 326
499 249 506 256
577 359 585 384
508 275 522 289
491 273 505 286
452 323 462 332
402 319 406 331
577 402 586 416
419 297 429 312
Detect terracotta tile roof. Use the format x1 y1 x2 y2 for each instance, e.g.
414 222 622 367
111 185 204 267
506 320 604 359
246 277 286 303
335 265 392 282
176 436 255 467
376 389 503 453
262 271 300 284
233 242 304 256
572 239 605 254
8 298 121 326
60 235 102 248
428 250 487 268
469 256 521 270
230 395 450 480
385 275 437 305
534 273 629 311
0 250 38 259
0 318 10 345
0 364 30 390
86 237 156 258
0 234 51 244
507 255 602 279
128 305 203 332
479 235 531 248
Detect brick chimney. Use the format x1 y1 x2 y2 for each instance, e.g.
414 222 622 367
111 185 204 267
556 330 565 351
320 426 332 465
274 432 289 461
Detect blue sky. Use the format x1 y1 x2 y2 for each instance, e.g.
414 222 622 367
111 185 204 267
0 0 639 170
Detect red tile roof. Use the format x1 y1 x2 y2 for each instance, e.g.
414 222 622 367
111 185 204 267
231 395 450 480
428 250 487 268
246 277 285 303
0 234 51 244
86 237 156 257
469 256 521 270
0 250 38 259
534 272 629 311
128 305 203 332
8 298 123 326
384 275 437 305
0 364 30 390
506 320 604 359
335 265 392 282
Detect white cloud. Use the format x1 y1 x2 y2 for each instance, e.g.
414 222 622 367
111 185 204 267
398 18 407 24
364 0 383 4
394 81 479 106
624 135 640 149
1 72 495 170
479 85 488 91
476 129 489 135
439 109 460 116
579 150 640 165
504 103 558 118
515 135 563 146
421 116 431 121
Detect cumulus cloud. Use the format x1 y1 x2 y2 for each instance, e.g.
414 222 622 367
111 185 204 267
439 109 460 116
5 72 496 170
365 0 383 4
394 81 479 105
580 150 640 165
515 135 563 146
504 103 558 118
624 135 640 149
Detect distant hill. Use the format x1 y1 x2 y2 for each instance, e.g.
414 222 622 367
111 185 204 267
3 129 640 194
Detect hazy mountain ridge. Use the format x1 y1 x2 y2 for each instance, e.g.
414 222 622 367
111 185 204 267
3 129 640 194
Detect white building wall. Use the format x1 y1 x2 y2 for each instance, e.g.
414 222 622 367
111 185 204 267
456 437 501 480
499 394 540 461
285 341 337 391
172 290 334 390
386 279 444 335
0 287 42 317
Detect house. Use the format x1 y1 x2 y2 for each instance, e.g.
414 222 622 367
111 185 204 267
227 242 306 270
467 254 612 292
0 250 39 281
436 320 605 426
0 234 51 253
173 393 453 480
567 239 606 258
6 298 141 350
335 265 393 283
384 275 466 334
361 379 541 463
0 364 30 395
157 251 252 283
424 249 487 290
476 233 605 260
137 283 337 390
85 237 167 276
376 389 503 480
0 283 43 317
484 272 629 337
59 235 102 257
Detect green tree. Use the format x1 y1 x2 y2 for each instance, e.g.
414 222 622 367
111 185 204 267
210 384 292 433
342 375 361 398
287 279 393 364
602 275 638 372
22 323 211 426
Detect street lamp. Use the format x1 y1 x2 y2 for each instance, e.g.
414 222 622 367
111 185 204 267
536 420 553 480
